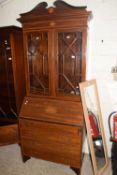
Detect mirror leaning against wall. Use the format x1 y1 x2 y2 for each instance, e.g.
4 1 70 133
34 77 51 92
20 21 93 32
79 79 109 175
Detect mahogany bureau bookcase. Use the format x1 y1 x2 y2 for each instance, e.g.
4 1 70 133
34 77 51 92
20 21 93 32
18 1 91 174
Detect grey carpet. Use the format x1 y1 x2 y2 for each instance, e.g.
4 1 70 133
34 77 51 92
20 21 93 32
0 144 112 175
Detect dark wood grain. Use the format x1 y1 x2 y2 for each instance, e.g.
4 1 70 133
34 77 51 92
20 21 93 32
20 96 83 126
0 124 18 146
18 1 91 98
0 26 26 146
0 26 26 120
10 28 26 114
19 119 83 167
18 1 91 174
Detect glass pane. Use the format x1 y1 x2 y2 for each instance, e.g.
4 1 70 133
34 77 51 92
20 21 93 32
58 32 82 96
0 37 17 118
27 32 49 95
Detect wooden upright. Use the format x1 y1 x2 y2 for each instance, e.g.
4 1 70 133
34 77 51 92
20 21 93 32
18 1 91 174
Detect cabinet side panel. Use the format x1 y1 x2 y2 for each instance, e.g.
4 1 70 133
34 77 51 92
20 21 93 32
11 30 26 114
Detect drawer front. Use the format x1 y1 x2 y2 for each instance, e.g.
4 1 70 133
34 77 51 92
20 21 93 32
19 119 83 167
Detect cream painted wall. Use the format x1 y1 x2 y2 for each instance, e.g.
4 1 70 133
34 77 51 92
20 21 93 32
1 0 117 157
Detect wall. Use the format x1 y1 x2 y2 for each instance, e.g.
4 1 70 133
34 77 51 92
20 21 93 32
0 0 117 157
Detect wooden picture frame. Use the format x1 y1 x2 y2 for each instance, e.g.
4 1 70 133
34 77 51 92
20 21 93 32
79 79 109 175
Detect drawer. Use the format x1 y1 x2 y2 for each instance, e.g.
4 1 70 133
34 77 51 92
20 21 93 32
19 119 83 167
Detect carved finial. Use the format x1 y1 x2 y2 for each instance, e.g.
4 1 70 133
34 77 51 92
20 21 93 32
48 7 55 14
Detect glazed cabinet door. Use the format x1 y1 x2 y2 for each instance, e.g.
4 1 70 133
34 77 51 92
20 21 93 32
25 29 86 99
0 36 17 119
56 30 85 98
25 31 50 95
